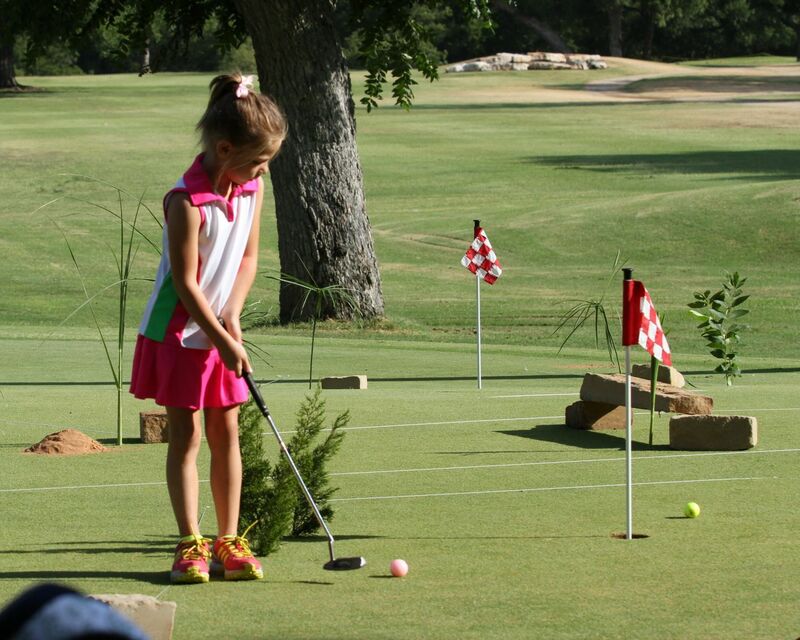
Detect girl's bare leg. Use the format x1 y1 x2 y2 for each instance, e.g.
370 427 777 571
205 405 242 537
165 406 203 536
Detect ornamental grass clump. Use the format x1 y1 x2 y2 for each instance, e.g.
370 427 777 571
238 388 348 555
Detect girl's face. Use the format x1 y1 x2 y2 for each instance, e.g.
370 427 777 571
216 140 271 185
227 153 271 185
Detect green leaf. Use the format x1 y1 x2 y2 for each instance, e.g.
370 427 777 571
709 349 727 359
731 295 750 307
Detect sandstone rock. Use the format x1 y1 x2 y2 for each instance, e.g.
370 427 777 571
91 594 176 640
528 51 567 63
579 373 712 415
565 400 629 430
320 375 368 390
140 410 169 444
463 61 493 72
510 62 530 71
588 59 608 69
669 415 757 450
528 61 573 70
445 63 465 73
631 363 686 388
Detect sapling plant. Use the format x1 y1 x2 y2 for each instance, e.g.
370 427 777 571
688 271 750 386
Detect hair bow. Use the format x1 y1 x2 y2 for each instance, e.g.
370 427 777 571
235 75 255 99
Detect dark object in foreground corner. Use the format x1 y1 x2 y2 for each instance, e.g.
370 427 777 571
244 371 366 572
0 583 149 640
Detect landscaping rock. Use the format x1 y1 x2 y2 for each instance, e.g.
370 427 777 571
140 410 169 444
528 61 573 70
669 415 757 450
565 400 629 430
462 60 493 72
631 363 686 388
579 373 713 415
320 375 368 390
446 52 607 73
528 51 568 63
91 594 176 640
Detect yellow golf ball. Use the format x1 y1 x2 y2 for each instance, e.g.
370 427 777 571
684 502 701 518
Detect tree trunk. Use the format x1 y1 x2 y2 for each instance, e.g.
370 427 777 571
0 42 20 89
233 0 384 323
489 0 571 53
796 23 800 62
608 3 624 57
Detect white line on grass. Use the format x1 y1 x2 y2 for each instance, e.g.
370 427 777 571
1 448 796 494
275 407 800 436
329 476 772 503
329 447 800 477
489 393 579 399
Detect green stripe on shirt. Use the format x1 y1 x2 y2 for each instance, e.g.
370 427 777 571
142 273 179 342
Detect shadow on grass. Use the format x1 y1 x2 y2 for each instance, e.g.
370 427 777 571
528 149 800 181
499 423 671 451
0 538 176 557
0 570 168 585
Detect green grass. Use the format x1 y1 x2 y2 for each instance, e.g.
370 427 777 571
0 337 798 638
1 58 799 638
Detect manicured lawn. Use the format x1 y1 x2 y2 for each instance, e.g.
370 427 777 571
1 58 798 638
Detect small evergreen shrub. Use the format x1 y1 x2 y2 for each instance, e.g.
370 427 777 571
238 388 348 555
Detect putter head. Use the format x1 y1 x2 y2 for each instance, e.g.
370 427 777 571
323 556 367 571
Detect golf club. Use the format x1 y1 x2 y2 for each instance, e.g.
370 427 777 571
243 371 366 571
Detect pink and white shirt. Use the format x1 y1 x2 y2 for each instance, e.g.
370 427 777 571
138 155 260 350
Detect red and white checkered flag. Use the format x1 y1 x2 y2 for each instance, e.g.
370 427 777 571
461 227 502 285
638 286 671 366
623 280 671 366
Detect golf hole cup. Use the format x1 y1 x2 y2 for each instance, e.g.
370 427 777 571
390 559 408 577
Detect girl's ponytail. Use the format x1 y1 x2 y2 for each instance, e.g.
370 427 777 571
197 72 287 171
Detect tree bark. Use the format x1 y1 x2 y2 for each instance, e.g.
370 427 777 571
796 23 800 62
232 0 384 323
0 42 20 89
489 0 571 53
608 3 624 57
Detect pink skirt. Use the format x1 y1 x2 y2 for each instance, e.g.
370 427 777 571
129 334 248 410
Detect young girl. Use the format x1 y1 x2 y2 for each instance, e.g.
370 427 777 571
130 73 287 584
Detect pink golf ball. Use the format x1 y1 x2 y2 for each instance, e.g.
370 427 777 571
390 559 408 577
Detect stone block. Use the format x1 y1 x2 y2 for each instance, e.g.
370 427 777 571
462 61 493 72
669 415 757 450
140 410 169 444
320 375 368 390
91 594 176 640
565 400 629 430
579 373 713 415
528 51 567 63
528 61 573 70
631 363 685 388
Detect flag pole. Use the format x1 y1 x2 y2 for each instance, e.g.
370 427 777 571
474 219 482 389
622 267 634 540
